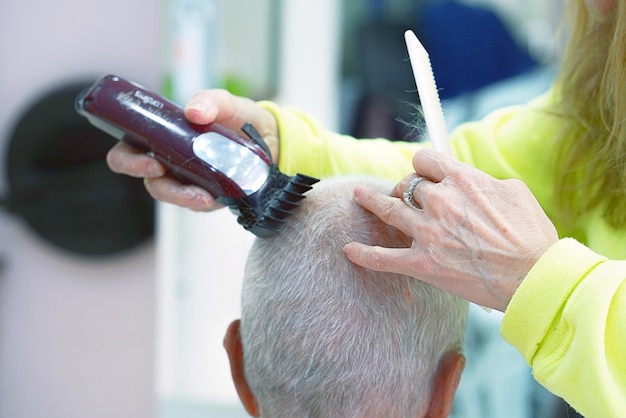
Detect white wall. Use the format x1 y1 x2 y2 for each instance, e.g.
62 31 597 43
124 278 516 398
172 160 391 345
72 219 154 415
0 216 156 418
273 0 341 129
0 1 161 417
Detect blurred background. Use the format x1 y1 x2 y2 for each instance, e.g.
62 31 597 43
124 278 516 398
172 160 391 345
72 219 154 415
0 0 572 417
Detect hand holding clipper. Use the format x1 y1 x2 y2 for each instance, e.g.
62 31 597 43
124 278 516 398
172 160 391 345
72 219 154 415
76 75 318 237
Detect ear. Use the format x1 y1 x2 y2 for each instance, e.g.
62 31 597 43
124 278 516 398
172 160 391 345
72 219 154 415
425 351 465 418
223 319 260 417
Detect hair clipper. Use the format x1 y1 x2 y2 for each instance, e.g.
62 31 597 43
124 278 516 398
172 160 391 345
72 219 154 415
75 74 318 238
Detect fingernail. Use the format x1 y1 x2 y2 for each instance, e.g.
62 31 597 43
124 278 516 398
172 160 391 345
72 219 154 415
188 101 213 116
187 101 205 112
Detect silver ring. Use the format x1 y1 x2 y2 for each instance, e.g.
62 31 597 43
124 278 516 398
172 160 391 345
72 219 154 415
403 176 426 210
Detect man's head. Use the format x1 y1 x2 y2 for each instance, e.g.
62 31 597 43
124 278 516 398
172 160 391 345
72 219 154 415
224 175 468 417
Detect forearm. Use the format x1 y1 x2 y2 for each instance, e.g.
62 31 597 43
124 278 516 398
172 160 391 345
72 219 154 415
259 101 421 181
501 238 626 418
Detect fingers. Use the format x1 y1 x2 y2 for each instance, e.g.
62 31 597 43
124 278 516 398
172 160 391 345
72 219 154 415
184 89 236 125
391 148 461 203
106 142 165 178
412 148 465 182
183 89 279 162
353 185 424 236
343 242 419 277
392 173 441 214
184 88 267 131
107 142 219 211
143 177 219 212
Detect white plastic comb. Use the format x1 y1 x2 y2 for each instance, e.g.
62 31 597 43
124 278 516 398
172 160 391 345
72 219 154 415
405 30 493 313
404 30 451 155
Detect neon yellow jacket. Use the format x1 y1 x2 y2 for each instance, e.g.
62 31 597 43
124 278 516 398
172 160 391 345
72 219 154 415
260 93 626 418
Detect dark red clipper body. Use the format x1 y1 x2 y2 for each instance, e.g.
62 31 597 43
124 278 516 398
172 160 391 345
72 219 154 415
76 75 318 237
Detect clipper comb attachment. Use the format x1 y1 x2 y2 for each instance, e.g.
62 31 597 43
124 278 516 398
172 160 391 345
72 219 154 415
231 123 319 237
240 171 319 237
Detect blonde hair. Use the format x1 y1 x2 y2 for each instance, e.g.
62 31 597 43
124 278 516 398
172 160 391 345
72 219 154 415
554 0 626 229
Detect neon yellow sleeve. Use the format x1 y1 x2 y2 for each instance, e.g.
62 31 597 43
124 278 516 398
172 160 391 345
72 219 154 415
259 101 420 182
260 94 560 216
501 238 626 418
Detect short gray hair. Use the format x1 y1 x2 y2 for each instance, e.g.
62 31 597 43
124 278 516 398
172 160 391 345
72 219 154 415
240 175 468 417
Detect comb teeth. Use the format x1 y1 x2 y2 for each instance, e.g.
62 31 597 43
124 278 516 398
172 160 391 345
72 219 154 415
237 172 319 238
284 173 319 194
257 173 319 230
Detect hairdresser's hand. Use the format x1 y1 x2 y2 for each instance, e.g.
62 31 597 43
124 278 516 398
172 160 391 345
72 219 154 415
106 89 279 211
343 149 559 312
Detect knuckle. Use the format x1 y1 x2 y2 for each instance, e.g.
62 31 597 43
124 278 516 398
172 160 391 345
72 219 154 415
365 247 387 271
379 198 405 223
207 88 226 100
504 178 528 190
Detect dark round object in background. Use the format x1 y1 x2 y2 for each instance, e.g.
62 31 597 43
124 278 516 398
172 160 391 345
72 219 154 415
4 80 155 257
